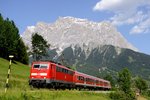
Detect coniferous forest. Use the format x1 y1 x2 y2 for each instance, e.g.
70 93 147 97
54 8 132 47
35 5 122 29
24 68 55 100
0 14 28 64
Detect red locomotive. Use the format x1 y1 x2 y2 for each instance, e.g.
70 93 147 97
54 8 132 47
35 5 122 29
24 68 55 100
29 61 111 90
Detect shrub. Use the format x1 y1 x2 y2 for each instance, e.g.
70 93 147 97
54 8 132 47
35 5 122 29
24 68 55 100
110 90 136 100
147 90 150 96
142 89 150 97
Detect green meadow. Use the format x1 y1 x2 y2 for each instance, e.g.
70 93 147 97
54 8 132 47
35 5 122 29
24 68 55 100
0 58 110 100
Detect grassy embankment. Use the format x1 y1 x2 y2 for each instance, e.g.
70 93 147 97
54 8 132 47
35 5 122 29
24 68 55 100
0 58 110 100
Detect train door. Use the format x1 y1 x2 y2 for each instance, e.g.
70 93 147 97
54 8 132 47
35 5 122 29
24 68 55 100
51 64 56 80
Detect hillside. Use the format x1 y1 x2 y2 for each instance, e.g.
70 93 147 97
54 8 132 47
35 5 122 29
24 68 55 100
0 58 30 89
49 45 150 81
0 58 110 100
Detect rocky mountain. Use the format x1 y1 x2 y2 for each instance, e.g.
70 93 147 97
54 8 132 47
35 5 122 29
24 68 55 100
22 17 137 52
22 17 150 80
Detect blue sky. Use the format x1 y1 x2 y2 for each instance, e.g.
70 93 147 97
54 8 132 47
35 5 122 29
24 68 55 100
0 0 150 55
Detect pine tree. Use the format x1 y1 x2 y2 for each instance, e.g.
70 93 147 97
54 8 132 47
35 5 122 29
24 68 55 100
31 33 50 61
0 14 4 57
16 38 29 64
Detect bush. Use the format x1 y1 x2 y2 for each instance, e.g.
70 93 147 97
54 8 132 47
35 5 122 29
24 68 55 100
110 91 126 100
126 91 136 100
147 90 150 96
110 90 136 100
142 89 150 97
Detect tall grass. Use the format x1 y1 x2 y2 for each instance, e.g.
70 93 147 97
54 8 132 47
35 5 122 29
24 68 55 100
0 89 110 100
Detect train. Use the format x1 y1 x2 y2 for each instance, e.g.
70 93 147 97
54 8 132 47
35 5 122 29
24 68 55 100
29 61 111 90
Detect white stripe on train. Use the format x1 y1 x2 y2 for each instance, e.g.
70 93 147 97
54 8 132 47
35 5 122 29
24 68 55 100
31 73 47 76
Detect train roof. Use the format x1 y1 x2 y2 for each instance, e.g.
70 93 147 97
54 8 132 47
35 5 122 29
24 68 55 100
32 60 74 71
32 60 61 64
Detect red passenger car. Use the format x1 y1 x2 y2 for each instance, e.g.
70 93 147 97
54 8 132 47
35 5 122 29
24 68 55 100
74 71 111 90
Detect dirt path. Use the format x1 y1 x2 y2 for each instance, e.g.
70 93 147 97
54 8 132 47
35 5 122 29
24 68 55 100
137 96 147 100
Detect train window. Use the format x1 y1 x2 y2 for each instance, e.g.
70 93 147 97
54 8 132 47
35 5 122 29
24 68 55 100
105 82 108 85
56 67 73 75
66 70 69 74
60 68 62 72
64 69 67 73
61 68 69 74
85 78 94 82
56 66 62 72
78 76 80 80
100 81 103 84
33 64 48 69
80 76 84 81
71 71 73 75
82 77 84 81
40 64 48 68
56 66 59 72
56 66 58 71
33 64 40 68
68 71 73 75
96 80 99 84
85 78 88 82
78 76 82 80
62 68 65 73
68 71 70 74
58 67 61 72
79 76 84 81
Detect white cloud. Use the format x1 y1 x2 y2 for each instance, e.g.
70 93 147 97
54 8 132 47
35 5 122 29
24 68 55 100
94 0 137 12
130 17 150 34
93 0 150 34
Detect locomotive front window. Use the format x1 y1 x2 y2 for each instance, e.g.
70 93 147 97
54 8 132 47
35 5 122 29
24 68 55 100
33 64 40 68
40 64 48 68
33 64 48 69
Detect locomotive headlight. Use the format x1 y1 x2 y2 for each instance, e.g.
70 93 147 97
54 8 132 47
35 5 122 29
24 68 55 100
44 77 46 79
32 77 34 79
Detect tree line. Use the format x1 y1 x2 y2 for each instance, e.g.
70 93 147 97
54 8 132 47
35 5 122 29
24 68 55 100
105 68 149 100
0 14 28 64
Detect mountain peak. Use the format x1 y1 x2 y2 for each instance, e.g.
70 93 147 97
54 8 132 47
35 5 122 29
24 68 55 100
58 16 88 22
22 16 138 52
